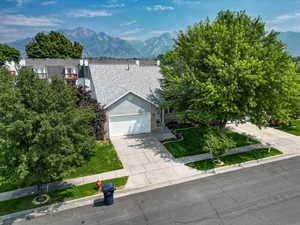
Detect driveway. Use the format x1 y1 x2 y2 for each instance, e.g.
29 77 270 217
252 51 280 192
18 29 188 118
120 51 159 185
228 123 300 155
11 155 300 225
111 129 199 189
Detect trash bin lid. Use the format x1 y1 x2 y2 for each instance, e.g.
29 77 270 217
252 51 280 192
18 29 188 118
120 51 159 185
102 183 115 193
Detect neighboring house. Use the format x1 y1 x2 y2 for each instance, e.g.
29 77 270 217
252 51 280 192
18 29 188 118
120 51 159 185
21 58 165 137
4 59 25 75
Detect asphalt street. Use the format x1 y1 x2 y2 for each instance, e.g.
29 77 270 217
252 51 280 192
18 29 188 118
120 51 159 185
6 156 300 225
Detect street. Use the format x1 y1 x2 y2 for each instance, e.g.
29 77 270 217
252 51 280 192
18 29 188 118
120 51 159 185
6 156 300 225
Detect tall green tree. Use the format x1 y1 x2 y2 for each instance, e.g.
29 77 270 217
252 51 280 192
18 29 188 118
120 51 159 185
75 86 107 141
26 31 83 59
0 44 21 66
0 68 95 193
161 10 299 129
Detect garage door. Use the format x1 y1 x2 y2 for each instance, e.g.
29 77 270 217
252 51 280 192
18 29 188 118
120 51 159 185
109 113 151 137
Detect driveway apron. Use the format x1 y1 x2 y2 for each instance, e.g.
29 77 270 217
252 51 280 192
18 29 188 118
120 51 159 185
111 133 199 189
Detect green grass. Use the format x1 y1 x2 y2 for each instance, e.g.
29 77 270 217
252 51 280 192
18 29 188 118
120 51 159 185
0 176 128 216
65 141 123 179
186 148 282 171
276 120 300 136
0 141 123 193
164 127 259 158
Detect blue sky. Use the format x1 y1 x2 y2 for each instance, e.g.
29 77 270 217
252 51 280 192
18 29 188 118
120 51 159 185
1 0 300 43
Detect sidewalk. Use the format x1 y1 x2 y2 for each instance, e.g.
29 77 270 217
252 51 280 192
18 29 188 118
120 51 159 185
0 168 129 201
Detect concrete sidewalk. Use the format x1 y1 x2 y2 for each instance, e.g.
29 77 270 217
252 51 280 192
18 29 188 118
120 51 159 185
0 168 129 201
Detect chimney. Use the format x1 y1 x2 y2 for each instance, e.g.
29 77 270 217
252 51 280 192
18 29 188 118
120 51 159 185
136 60 140 67
157 60 160 66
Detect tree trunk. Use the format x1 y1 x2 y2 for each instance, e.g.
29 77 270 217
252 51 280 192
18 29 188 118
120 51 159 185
36 184 44 202
216 120 227 135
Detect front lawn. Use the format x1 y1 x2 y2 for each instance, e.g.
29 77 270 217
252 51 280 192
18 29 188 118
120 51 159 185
65 141 123 179
275 120 300 136
186 148 282 171
0 176 128 216
0 140 123 193
164 127 258 158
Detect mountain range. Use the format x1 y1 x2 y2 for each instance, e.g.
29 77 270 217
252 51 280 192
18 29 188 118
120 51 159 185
5 27 300 58
7 27 175 58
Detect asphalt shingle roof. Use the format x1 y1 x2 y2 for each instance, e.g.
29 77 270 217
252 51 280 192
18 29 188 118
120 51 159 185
89 64 163 107
26 59 80 66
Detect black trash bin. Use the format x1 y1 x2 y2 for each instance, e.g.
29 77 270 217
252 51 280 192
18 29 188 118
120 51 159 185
102 183 115 205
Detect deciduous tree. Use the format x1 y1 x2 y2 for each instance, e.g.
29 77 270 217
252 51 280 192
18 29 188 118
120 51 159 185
0 44 20 66
26 31 83 59
75 86 107 141
0 69 95 195
161 10 299 130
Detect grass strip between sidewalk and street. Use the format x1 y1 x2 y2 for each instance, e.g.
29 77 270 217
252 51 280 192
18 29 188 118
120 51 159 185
186 148 282 171
0 176 128 216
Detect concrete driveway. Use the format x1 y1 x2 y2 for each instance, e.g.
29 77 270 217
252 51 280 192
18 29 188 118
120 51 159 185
111 129 199 189
228 123 300 155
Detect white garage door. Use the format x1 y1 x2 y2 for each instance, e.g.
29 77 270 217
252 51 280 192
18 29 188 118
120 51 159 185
109 113 151 137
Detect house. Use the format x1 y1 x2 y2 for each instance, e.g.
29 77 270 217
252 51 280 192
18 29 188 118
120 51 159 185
4 59 25 75
22 58 166 137
89 59 164 137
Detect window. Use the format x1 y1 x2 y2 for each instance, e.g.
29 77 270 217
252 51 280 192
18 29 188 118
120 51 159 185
64 67 78 80
65 67 77 74
33 67 47 79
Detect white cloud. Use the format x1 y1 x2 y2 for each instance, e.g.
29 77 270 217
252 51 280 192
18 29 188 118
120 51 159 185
120 20 137 26
271 13 300 24
6 0 31 7
146 5 175 11
122 28 144 34
67 9 112 17
269 12 300 32
0 14 60 27
101 3 125 8
149 30 171 35
120 36 139 41
41 0 56 6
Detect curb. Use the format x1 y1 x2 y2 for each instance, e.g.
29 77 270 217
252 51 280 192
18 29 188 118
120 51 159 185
2 151 300 224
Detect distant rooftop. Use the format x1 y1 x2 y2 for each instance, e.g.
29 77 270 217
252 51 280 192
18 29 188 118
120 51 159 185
25 58 159 67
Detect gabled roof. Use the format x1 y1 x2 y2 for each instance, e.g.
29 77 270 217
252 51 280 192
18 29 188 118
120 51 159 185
89 64 163 108
105 91 157 109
